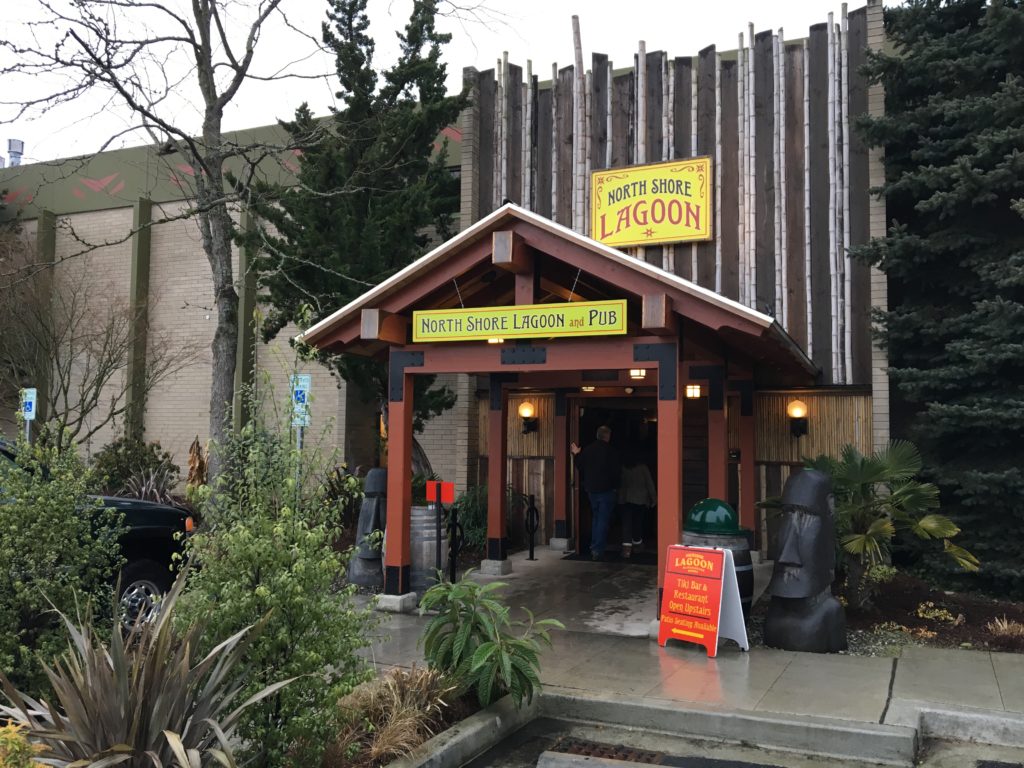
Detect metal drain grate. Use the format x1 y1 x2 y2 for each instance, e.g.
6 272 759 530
977 762 1024 768
552 736 664 764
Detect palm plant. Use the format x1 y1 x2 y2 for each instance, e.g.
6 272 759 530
0 572 291 767
805 440 978 606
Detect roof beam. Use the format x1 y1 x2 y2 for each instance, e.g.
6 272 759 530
361 308 408 345
642 293 678 336
492 230 532 274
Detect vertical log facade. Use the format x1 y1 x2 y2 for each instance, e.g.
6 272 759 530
461 7 876 386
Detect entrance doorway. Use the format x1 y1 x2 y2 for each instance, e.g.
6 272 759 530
573 397 658 560
572 395 714 560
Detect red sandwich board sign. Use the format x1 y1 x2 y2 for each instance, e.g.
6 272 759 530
425 480 455 505
658 545 749 657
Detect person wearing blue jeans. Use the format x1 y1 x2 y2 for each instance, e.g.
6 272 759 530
570 425 621 560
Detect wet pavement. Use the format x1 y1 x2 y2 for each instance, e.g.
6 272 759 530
362 546 1024 765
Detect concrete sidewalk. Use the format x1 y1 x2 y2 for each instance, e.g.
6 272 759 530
362 548 1024 754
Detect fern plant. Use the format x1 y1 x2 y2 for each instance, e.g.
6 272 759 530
419 574 562 708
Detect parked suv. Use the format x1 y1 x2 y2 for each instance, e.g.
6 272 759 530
0 442 193 623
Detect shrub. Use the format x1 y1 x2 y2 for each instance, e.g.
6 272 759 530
805 441 978 608
0 723 44 768
0 433 123 697
91 436 180 497
0 573 287 768
326 667 456 768
178 403 376 768
451 485 530 554
420 574 562 708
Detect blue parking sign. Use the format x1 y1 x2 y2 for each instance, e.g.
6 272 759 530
20 388 37 421
290 375 311 427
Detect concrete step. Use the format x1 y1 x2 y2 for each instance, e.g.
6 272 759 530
541 688 918 766
885 697 1024 749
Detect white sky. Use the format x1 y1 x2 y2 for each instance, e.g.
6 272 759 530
1 0 899 164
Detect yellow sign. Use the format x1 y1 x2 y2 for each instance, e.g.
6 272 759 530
591 157 712 248
412 300 627 343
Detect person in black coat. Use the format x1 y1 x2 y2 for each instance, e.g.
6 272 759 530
570 425 621 560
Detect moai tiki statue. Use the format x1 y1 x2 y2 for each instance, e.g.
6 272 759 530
763 469 848 653
347 468 386 588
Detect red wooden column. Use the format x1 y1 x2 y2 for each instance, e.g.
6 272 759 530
384 358 417 596
551 390 569 548
484 373 512 574
638 341 685 607
707 379 729 501
692 365 728 500
735 381 757 532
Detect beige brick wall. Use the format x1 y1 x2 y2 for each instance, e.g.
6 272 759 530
254 321 346 465
144 201 220 463
866 0 891 449
51 208 134 456
416 373 477 492
0 220 37 440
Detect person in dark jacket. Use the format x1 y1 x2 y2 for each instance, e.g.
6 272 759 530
570 425 621 560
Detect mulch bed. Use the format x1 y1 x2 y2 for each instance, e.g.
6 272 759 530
844 572 1024 653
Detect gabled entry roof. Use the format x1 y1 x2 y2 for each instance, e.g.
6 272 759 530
299 203 816 383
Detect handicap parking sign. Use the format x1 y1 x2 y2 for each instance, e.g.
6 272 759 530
290 375 311 427
20 388 37 421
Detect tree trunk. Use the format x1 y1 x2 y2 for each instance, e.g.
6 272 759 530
193 133 238 479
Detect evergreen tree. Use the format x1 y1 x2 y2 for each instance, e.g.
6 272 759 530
854 0 1024 595
244 0 467 433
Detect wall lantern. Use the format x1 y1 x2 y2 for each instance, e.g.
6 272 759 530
518 401 539 434
581 386 595 393
685 384 702 399
624 386 635 395
787 399 809 438
629 368 647 380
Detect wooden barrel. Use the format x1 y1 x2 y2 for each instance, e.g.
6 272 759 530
682 531 754 621
410 505 448 596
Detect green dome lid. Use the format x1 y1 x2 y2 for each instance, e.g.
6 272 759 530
684 498 740 535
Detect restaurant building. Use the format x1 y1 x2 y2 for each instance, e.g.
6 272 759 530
1 2 887 601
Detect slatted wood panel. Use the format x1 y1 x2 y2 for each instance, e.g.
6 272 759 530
719 59 740 300
477 69 495 216
536 84 553 218
784 43 808 346
507 63 523 205
477 393 556 458
463 6 875 385
847 8 872 386
754 390 872 464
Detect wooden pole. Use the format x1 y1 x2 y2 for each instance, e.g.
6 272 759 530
690 52 698 278
741 33 749 305
803 38 813 361
637 40 647 263
842 4 853 383
525 60 533 210
551 62 559 219
486 386 509 564
827 14 839 381
773 32 784 321
747 23 756 307
778 29 789 330
584 68 592 234
715 51 723 293
666 55 675 274
606 59 613 170
572 16 585 233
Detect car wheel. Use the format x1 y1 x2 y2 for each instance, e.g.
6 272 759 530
119 560 171 630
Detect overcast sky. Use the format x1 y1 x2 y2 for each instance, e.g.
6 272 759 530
1 0 899 165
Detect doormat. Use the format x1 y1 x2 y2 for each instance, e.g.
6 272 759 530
561 549 657 566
